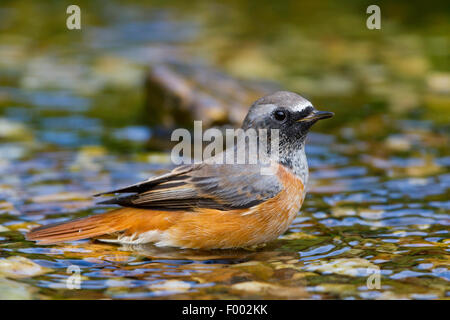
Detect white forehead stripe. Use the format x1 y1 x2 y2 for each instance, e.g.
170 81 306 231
292 99 313 112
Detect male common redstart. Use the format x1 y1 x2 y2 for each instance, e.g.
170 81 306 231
27 91 333 249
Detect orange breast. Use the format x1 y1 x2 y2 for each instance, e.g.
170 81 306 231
161 164 305 249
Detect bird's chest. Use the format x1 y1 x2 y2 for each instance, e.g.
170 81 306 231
164 164 306 249
254 168 305 239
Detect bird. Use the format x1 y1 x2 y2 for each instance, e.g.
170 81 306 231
26 91 333 249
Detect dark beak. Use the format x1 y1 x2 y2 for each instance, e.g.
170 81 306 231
297 110 334 122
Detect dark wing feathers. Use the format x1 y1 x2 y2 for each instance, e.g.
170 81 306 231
93 165 195 196
95 163 282 211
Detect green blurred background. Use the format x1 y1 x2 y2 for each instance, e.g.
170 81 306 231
0 0 448 300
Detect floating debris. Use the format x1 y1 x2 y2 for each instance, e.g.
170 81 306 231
231 281 307 298
304 258 378 277
0 256 52 279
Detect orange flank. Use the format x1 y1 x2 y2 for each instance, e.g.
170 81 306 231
26 165 305 249
26 208 180 245
166 164 305 249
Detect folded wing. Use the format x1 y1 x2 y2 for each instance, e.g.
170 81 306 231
96 163 282 211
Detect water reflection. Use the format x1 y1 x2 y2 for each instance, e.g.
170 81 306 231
0 0 448 300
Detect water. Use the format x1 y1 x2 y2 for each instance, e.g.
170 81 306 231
0 0 448 299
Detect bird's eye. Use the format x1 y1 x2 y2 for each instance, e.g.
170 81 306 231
273 110 287 122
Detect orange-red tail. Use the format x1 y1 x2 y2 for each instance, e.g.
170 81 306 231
26 208 175 245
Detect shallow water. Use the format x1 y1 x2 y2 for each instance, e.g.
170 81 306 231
0 0 449 299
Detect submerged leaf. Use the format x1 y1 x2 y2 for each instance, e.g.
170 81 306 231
0 256 52 279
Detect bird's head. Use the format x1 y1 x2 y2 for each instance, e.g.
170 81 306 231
242 91 333 148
